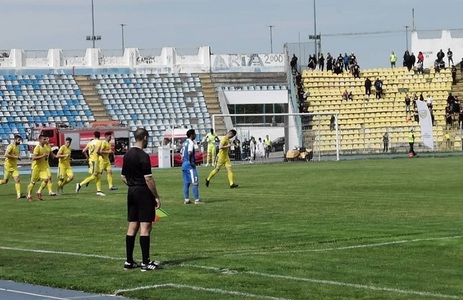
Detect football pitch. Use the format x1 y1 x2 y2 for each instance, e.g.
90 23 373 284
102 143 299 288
0 157 462 300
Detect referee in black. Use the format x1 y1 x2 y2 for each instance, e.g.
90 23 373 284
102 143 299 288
121 128 161 271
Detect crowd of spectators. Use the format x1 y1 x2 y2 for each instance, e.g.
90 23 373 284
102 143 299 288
292 47 461 132
304 52 360 77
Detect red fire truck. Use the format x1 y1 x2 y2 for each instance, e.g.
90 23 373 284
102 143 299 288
28 122 130 166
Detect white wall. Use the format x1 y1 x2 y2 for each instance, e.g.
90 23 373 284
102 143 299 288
224 90 288 104
0 47 286 74
411 30 463 68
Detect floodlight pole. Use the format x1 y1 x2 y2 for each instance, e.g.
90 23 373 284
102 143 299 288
268 25 275 53
313 0 317 57
91 0 96 48
405 25 409 51
120 24 126 55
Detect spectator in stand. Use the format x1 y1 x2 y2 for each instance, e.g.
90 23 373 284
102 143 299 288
352 63 360 78
333 59 343 75
349 53 356 72
403 50 414 71
403 51 410 67
412 93 419 111
364 77 372 96
342 89 349 100
445 132 451 149
405 94 411 115
318 53 325 71
290 54 298 74
453 97 460 117
447 92 455 106
459 106 463 129
437 49 445 64
374 77 383 99
382 132 389 153
330 115 336 131
445 105 453 130
410 52 416 69
326 52 333 71
426 94 433 110
417 51 424 64
416 60 424 74
337 54 344 67
308 55 316 70
447 48 454 66
348 91 353 100
343 53 349 71
390 51 397 68
452 65 457 85
430 107 435 126
434 59 442 73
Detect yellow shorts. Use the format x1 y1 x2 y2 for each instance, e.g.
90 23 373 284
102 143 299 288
99 160 112 173
46 166 52 178
215 156 231 169
30 167 48 183
58 165 74 179
3 164 19 179
207 144 216 155
88 160 100 175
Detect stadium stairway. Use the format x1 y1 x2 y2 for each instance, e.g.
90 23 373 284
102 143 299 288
74 75 109 122
198 73 226 135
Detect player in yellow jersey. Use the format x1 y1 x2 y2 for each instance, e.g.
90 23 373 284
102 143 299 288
76 131 105 196
204 128 219 167
27 134 50 201
100 131 117 191
0 135 26 199
56 137 74 194
205 129 239 188
44 137 57 196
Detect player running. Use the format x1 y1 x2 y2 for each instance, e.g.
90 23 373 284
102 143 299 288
27 134 50 201
76 131 105 196
0 135 26 199
205 129 239 189
56 137 74 194
99 131 117 191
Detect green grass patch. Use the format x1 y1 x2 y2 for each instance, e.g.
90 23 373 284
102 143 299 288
1 157 462 299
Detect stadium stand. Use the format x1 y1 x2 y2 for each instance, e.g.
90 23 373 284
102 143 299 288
302 67 460 154
82 72 210 148
0 74 91 153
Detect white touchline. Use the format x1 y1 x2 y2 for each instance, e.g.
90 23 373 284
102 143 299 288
0 287 71 300
0 246 123 260
181 264 462 299
221 235 463 256
114 283 290 300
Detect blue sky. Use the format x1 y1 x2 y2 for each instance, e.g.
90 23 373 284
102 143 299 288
2 0 463 68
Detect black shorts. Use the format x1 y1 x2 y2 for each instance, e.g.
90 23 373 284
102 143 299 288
127 186 155 223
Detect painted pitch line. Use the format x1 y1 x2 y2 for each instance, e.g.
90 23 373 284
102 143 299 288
0 246 123 260
221 235 463 256
0 287 71 300
114 283 290 300
181 264 462 299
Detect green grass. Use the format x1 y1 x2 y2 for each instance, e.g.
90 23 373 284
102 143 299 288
1 157 462 300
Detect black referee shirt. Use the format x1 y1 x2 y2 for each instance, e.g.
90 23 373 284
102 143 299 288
121 147 152 186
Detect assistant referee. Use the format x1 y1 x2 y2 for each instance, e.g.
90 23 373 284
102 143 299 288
121 128 161 272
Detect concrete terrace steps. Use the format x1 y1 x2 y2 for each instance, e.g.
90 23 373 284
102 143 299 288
198 73 226 135
74 75 110 121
